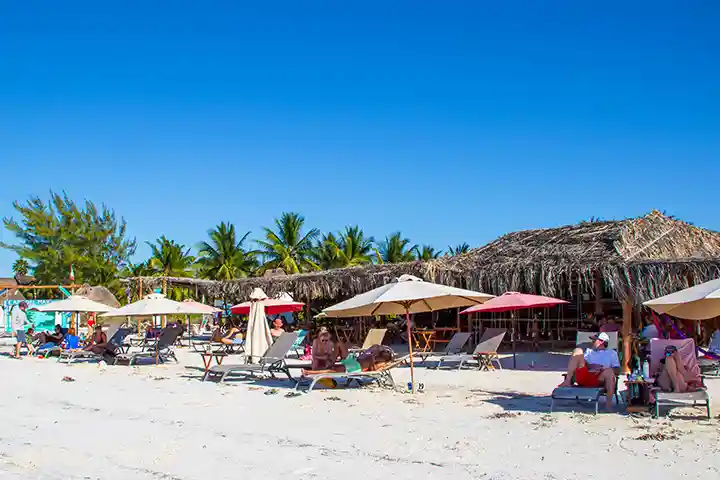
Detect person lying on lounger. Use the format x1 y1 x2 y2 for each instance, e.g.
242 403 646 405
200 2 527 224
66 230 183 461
657 345 702 393
212 325 244 345
558 332 620 411
304 345 395 375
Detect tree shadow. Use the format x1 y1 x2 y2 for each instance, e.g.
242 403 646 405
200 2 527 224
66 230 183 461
498 352 570 372
468 389 554 413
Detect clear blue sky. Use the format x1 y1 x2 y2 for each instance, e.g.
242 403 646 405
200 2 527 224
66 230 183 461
1 1 719 275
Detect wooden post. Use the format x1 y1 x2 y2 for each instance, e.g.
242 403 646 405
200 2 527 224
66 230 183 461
622 301 633 374
594 273 603 315
456 308 461 332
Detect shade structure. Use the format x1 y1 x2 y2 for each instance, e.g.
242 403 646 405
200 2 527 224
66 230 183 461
230 292 304 315
643 278 720 320
244 288 273 362
35 295 113 313
460 292 568 369
322 275 493 393
100 293 211 317
182 299 222 315
460 292 568 314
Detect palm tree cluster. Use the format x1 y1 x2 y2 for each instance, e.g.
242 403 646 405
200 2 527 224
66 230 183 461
131 212 474 282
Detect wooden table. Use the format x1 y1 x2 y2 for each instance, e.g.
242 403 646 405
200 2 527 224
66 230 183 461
431 327 459 349
334 326 353 344
625 378 654 413
198 351 229 374
412 330 436 353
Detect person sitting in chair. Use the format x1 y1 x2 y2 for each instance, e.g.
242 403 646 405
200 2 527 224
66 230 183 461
304 345 395 375
558 332 620 411
211 324 243 345
657 345 701 393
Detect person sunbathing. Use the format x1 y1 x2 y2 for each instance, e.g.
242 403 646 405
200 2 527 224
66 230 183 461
304 345 395 375
558 332 620 411
657 346 701 393
84 325 110 354
311 327 339 370
36 325 65 347
212 325 244 345
270 317 286 341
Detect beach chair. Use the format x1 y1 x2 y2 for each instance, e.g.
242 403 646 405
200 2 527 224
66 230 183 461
290 329 309 357
58 327 134 364
550 331 620 414
295 354 411 393
437 328 506 370
424 332 472 368
649 338 711 419
350 328 387 353
203 331 299 383
114 326 183 366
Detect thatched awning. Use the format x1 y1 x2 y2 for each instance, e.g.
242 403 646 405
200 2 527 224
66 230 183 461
125 211 720 305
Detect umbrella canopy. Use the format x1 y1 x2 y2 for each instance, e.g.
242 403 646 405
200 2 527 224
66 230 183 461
323 274 494 317
182 299 222 314
244 288 273 362
322 275 493 393
100 293 210 317
35 295 114 313
643 278 720 320
230 292 304 315
460 292 568 314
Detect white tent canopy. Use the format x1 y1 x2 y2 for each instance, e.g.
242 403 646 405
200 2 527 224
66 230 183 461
643 278 720 320
35 295 113 313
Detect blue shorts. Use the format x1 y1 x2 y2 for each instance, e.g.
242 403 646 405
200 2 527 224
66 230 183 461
15 330 27 343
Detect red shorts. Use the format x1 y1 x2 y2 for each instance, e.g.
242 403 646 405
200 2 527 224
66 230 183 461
575 365 603 387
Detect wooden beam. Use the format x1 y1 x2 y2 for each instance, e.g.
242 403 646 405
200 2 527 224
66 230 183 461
621 301 633 374
0 284 82 290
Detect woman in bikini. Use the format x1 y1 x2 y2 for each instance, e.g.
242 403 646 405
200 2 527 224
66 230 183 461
657 346 701 393
304 345 395 375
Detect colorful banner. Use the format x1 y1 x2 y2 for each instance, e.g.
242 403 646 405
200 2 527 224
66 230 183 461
2 300 70 333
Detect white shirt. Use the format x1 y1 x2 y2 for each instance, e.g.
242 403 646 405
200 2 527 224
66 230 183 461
10 307 30 331
584 348 620 369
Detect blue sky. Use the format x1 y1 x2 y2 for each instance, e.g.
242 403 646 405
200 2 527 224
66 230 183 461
1 2 718 275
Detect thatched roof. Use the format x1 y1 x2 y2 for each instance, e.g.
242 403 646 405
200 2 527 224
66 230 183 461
127 211 720 305
76 285 121 308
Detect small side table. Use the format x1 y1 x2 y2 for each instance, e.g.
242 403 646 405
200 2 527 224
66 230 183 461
625 378 654 413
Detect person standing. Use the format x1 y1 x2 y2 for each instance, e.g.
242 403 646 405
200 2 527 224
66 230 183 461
11 301 34 358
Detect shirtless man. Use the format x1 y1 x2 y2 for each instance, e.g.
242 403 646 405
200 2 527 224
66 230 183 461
559 332 620 410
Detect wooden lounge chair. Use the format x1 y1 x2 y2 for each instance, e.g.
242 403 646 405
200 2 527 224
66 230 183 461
550 331 620 414
436 328 507 370
295 354 411 393
203 331 299 383
424 332 472 367
649 338 711 419
350 328 387 352
58 327 134 364
114 326 183 366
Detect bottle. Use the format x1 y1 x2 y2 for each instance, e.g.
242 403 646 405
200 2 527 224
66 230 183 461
642 360 650 380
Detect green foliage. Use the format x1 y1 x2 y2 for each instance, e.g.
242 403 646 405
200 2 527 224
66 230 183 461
447 242 471 256
1 192 136 288
376 232 416 264
415 245 442 260
314 226 375 269
196 222 258 279
12 258 30 276
147 236 194 277
256 212 319 274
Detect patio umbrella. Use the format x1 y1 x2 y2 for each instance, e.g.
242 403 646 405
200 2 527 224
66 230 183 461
245 288 274 363
460 292 568 369
230 292 304 315
322 274 493 393
643 278 720 320
182 299 222 315
36 295 114 332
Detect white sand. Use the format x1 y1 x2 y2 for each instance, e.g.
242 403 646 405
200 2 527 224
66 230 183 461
1 349 719 480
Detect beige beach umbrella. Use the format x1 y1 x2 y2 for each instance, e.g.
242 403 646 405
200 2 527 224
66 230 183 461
322 274 493 393
245 288 273 363
643 278 720 320
36 295 114 332
182 299 222 314
101 292 209 317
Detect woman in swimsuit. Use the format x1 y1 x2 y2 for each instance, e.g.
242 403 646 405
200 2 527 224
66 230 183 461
212 323 243 345
270 317 285 341
304 345 395 375
84 325 110 354
657 346 701 393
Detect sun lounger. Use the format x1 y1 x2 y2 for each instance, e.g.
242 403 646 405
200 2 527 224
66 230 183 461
58 327 134 364
649 338 711 419
295 355 411 393
424 332 472 367
203 331 299 383
290 329 309 357
349 328 387 352
551 331 620 414
434 328 506 370
114 326 183 365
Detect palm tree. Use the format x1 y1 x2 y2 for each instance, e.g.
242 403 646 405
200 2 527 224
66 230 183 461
415 245 442 260
146 236 195 294
313 232 342 270
447 243 471 256
256 212 319 274
314 226 375 270
376 232 416 264
196 222 258 280
12 258 30 276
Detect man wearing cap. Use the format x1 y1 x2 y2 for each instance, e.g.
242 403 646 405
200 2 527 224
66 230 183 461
559 332 620 410
11 301 34 358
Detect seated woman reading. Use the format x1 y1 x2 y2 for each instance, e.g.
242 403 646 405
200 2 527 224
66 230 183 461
657 345 702 393
304 345 395 375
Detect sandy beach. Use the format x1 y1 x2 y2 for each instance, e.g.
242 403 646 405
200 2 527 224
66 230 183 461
1 348 719 480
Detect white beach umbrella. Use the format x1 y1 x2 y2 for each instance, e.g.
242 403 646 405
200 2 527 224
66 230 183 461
322 274 493 392
245 288 273 363
182 299 222 314
643 278 720 320
36 295 113 313
100 293 210 317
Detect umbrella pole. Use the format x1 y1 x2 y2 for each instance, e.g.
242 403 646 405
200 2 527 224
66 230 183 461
406 310 416 394
512 313 517 369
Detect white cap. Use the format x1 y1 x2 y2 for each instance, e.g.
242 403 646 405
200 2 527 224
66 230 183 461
592 332 610 343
